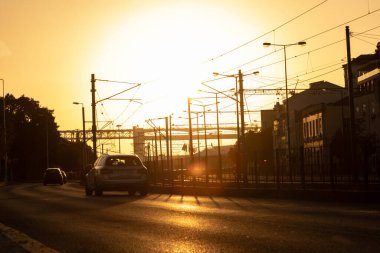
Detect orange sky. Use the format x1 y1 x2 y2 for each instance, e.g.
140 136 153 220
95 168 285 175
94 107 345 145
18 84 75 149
1 0 380 153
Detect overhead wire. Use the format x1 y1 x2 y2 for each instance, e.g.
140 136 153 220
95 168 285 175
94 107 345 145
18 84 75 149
223 9 380 75
208 0 328 62
301 7 380 41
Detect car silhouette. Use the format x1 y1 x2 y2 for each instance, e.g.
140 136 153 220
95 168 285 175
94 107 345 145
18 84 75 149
43 168 64 185
85 154 149 196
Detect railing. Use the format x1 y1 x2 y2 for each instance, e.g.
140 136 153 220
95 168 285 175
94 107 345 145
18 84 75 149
144 147 380 191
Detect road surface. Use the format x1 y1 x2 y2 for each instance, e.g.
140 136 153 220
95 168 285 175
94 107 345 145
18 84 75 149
0 183 379 252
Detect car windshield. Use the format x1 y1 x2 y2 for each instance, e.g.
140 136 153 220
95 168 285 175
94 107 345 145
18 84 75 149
105 156 142 167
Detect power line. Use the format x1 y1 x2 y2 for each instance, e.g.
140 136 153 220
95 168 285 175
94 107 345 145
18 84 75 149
301 8 380 41
222 10 380 75
208 0 328 62
292 67 342 87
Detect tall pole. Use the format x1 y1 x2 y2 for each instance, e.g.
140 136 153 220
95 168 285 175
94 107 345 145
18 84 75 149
196 112 200 162
216 94 222 184
169 115 173 186
238 69 247 183
165 117 170 176
46 114 49 169
263 41 306 181
283 45 292 179
203 106 208 185
81 105 86 167
235 77 241 184
74 102 86 168
238 70 245 138
159 127 163 178
1 79 7 182
91 74 97 161
187 98 194 163
154 128 158 183
346 26 357 183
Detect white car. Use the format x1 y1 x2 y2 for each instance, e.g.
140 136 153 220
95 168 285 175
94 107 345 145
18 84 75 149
85 154 149 196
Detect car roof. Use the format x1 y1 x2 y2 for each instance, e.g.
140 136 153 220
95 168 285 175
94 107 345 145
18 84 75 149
100 154 139 157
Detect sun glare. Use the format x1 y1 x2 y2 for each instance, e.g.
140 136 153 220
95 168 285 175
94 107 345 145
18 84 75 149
91 2 251 126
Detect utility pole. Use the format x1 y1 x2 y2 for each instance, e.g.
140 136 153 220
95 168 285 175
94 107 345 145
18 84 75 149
82 105 86 166
187 98 194 163
169 115 173 186
165 116 170 181
345 26 358 183
91 74 97 161
202 106 209 185
235 77 241 186
238 69 247 183
154 128 158 184
1 79 7 183
216 94 223 185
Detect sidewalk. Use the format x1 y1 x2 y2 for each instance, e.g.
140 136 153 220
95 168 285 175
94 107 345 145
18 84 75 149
0 221 60 253
0 183 59 253
0 232 27 253
149 184 380 203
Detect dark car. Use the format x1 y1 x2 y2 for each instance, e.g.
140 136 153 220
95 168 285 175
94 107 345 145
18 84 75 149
43 168 64 185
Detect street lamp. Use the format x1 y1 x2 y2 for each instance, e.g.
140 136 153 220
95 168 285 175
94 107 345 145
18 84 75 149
263 41 306 176
212 70 259 184
116 124 122 153
73 102 86 169
196 90 227 184
191 102 213 185
1 79 7 183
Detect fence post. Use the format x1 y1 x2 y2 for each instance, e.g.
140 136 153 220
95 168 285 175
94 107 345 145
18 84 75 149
300 146 305 190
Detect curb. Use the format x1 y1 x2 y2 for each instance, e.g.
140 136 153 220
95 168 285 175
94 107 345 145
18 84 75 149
0 223 58 253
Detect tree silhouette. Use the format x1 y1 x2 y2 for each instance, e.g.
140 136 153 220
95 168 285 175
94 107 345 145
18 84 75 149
0 94 90 181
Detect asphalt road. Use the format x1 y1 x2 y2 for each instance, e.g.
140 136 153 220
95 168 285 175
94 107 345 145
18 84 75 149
0 182 380 253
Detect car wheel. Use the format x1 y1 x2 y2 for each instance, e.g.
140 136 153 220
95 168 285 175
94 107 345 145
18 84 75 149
94 187 103 196
139 188 148 197
85 185 93 196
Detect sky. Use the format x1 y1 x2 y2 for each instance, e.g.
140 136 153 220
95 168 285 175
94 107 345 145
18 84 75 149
1 0 380 153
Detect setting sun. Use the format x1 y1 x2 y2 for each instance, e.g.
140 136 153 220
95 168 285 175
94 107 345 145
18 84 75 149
1 0 380 153
90 2 256 125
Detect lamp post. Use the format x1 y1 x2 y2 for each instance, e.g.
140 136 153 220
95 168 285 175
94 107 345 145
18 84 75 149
116 124 122 153
196 90 228 184
191 103 213 185
73 102 86 169
212 71 259 183
1 79 7 183
187 98 194 164
263 41 306 177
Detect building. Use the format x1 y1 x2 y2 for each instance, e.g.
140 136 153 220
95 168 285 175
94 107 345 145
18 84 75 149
354 66 380 177
343 42 380 89
272 81 347 175
301 101 349 181
268 42 380 183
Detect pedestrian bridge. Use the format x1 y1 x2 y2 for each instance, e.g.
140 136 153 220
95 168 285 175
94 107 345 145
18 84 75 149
59 126 240 142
